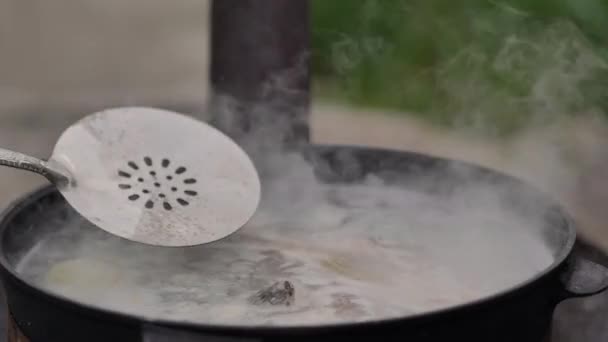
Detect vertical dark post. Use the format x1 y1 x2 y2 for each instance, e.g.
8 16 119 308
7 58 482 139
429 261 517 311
209 0 310 147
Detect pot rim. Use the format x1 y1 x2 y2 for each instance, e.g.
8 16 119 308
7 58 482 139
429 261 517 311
0 147 577 335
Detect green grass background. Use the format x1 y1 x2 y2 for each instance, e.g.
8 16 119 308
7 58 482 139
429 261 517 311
311 0 608 136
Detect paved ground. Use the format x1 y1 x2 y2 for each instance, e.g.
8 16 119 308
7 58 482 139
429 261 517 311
0 0 210 116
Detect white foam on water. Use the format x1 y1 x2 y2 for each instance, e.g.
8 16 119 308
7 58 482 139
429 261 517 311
15 153 555 327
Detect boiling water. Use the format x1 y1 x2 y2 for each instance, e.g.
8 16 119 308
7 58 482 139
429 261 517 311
15 157 555 326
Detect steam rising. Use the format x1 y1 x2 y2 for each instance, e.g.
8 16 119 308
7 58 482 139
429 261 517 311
9 5 604 327
13 144 558 326
314 8 608 245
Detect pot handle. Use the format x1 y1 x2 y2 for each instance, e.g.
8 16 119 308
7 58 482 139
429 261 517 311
560 239 608 298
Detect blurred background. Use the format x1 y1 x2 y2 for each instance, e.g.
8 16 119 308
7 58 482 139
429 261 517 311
311 0 608 250
1 0 608 340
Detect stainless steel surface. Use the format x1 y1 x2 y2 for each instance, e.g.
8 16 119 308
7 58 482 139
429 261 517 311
0 148 68 186
0 107 261 247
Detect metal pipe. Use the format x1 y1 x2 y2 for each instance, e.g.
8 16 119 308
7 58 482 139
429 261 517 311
209 0 310 147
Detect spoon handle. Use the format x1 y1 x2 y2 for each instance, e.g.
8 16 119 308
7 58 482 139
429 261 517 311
0 148 69 186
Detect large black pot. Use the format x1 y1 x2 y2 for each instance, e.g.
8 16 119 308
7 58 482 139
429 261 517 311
0 145 607 342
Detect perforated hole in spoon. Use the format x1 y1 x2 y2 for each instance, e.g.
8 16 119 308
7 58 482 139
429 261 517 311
117 156 198 211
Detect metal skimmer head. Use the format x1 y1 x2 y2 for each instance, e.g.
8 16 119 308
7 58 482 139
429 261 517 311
44 107 261 247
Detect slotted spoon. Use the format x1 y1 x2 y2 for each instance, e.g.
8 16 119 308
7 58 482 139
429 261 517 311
0 107 261 247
